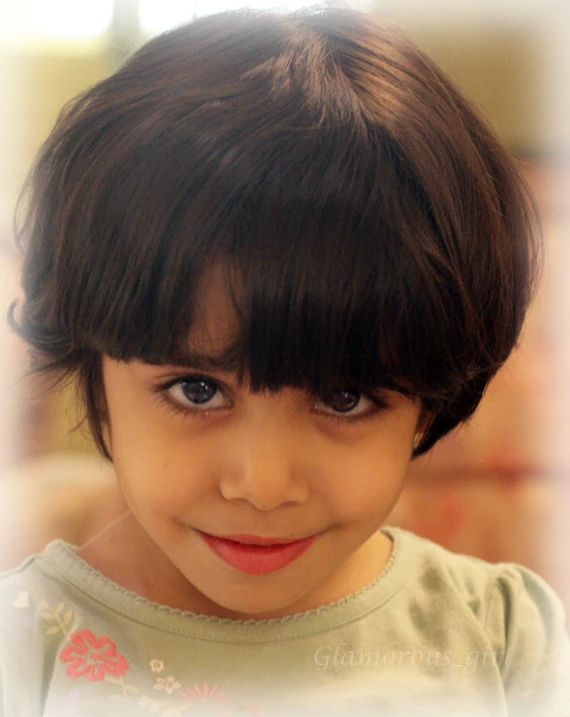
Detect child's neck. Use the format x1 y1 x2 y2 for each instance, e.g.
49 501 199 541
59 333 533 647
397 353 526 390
77 512 394 620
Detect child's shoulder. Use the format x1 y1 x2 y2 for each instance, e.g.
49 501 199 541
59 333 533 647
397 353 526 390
389 525 566 626
0 541 64 591
388 526 570 711
0 541 88 647
0 551 48 611
0 543 70 637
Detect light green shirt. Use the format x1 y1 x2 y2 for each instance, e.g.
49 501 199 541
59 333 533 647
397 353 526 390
1 526 569 717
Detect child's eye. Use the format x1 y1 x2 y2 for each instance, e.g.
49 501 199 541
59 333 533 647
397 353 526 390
165 376 228 412
314 388 380 421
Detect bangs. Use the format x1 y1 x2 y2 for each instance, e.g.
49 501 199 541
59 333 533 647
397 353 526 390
79 116 465 406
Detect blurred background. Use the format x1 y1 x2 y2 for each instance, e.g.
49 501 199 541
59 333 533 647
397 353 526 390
1 0 569 612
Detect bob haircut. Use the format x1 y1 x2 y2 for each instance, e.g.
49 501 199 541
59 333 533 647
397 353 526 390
11 9 541 461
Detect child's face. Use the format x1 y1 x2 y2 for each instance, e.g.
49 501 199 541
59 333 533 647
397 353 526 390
101 272 422 619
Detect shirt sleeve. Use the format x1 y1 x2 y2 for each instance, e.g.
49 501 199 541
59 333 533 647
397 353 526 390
483 563 570 717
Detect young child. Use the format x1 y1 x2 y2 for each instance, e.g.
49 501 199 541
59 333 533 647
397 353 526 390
2 9 569 717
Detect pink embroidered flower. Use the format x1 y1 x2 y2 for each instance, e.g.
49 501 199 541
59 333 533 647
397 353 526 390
181 683 229 702
59 630 129 681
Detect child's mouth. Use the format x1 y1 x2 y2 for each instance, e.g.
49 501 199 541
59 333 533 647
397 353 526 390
197 531 318 574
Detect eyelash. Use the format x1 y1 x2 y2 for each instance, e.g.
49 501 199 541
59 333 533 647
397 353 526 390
154 375 391 424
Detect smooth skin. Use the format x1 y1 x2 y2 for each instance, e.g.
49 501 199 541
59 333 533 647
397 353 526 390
79 274 424 620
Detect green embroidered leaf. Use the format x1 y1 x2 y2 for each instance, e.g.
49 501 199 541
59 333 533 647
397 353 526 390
40 612 53 620
55 603 64 613
38 600 50 610
45 626 60 635
62 610 72 625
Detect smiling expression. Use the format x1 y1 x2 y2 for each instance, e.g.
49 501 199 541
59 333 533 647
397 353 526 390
90 271 423 620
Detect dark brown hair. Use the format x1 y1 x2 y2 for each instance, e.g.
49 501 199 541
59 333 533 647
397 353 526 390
11 9 541 460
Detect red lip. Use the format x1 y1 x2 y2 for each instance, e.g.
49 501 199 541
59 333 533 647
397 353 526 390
198 531 318 574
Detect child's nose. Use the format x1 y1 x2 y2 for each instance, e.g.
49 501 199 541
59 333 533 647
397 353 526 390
218 426 310 511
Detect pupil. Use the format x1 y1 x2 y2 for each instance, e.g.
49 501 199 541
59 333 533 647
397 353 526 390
329 389 360 413
183 379 215 404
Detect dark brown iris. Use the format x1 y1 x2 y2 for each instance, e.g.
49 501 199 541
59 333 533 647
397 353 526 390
323 389 361 413
181 378 217 404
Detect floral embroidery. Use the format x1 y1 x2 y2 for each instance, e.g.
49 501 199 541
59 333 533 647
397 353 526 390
149 659 164 673
59 630 129 681
153 675 181 694
15 594 262 716
39 600 73 637
180 683 229 702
